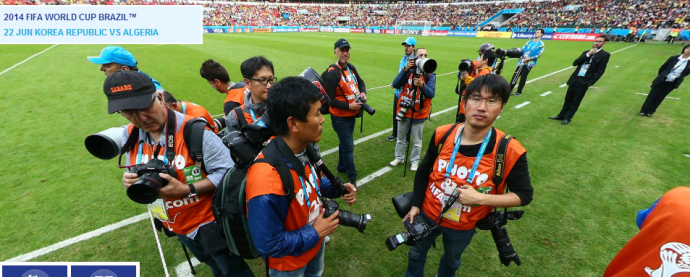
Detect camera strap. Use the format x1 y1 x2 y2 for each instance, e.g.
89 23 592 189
274 136 321 203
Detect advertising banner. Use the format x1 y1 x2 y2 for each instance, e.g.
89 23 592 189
551 33 598 41
254 28 270 33
423 30 447 36
401 29 421 35
448 31 477 37
234 27 252 33
300 28 319 32
320 27 334 32
334 28 350 33
350 28 364 33
476 31 513 38
272 27 299 32
385 29 397 34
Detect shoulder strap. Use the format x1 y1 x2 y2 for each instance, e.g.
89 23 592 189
258 140 296 200
183 118 211 171
436 123 460 153
492 134 515 188
120 126 139 155
234 107 248 129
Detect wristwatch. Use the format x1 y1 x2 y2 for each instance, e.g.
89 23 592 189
187 183 197 198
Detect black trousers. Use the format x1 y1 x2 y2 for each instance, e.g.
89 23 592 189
392 94 399 136
558 82 590 120
640 82 675 114
510 65 532 94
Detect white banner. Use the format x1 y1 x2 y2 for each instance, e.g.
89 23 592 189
0 5 202 44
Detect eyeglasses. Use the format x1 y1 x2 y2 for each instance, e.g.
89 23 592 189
119 97 157 117
250 77 278 86
467 95 502 106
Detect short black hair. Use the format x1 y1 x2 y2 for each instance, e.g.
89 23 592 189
240 56 274 80
682 44 690 54
200 59 230 83
161 90 177 104
482 50 497 67
597 34 609 41
536 28 545 34
464 74 511 105
267 77 322 136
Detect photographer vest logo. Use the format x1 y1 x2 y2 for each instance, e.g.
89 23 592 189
645 242 690 277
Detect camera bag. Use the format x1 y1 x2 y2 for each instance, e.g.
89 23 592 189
212 138 296 259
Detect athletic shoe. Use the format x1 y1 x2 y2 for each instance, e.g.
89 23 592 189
387 135 397 141
411 162 419 171
390 159 404 166
324 236 331 244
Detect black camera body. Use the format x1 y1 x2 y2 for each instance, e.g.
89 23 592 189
127 159 178 204
458 58 473 72
495 47 524 60
322 198 372 233
395 100 414 121
475 210 524 266
355 95 376 116
222 113 274 168
385 214 433 251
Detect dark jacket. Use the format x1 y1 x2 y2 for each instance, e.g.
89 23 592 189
651 55 690 89
322 62 366 111
567 49 611 86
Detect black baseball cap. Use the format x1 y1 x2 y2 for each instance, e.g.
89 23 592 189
334 38 351 50
103 70 156 114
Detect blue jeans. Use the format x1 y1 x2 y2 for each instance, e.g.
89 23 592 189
330 114 357 183
178 234 254 277
405 213 476 277
269 240 325 277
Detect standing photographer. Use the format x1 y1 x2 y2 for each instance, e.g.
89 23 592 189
226 56 276 133
457 50 497 123
389 48 436 172
404 74 533 277
108 71 253 277
246 77 357 276
199 59 246 116
510 29 545 96
389 37 417 143
322 38 367 186
638 45 690 117
88 46 163 90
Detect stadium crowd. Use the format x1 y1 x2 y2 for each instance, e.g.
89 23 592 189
2 0 688 29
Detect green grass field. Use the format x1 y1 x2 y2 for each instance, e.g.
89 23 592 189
1 33 689 276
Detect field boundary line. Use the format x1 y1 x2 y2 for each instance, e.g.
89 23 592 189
0 45 58 77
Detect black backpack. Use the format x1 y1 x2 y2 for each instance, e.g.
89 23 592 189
212 138 296 259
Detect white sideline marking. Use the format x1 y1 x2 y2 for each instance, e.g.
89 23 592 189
175 257 200 277
12 44 640 266
559 84 567 88
636 93 680 100
514 102 530 109
356 167 393 188
4 214 149 262
0 45 58 77
684 154 690 158
540 91 552 97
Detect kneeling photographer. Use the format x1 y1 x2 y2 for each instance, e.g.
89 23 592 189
107 71 253 277
389 48 436 173
245 77 358 276
401 75 533 277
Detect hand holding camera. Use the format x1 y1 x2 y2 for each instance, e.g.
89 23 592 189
341 183 357 206
403 206 420 225
313 208 340 238
348 101 363 111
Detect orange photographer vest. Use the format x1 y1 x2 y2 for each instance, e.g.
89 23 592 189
603 187 690 277
246 151 324 271
225 86 246 108
328 63 360 117
126 114 214 235
181 101 217 133
396 73 432 120
422 123 526 230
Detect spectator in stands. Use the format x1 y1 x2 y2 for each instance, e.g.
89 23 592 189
638 44 690 117
550 35 610 125
88 46 163 90
510 29 545 96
